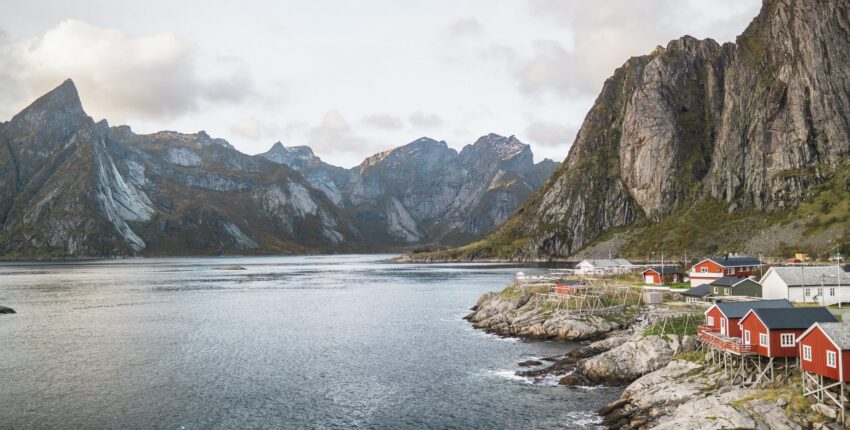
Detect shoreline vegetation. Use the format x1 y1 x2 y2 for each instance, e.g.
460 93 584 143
468 282 839 429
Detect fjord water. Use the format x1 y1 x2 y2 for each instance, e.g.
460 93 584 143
0 255 619 429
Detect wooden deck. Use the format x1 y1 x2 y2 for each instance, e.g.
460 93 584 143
698 326 755 355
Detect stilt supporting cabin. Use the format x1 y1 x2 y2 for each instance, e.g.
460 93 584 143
802 370 848 425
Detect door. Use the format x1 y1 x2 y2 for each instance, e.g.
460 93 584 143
744 330 751 345
645 275 653 284
720 318 727 336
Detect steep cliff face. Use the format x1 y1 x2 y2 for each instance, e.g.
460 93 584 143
260 143 355 206
262 135 557 247
0 80 355 257
435 0 850 260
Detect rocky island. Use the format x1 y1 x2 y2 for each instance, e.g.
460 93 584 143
468 283 842 429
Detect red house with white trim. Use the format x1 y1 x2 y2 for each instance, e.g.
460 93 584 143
689 255 762 287
798 322 850 382
738 307 837 357
703 299 792 338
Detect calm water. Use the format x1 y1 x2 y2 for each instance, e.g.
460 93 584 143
0 255 620 429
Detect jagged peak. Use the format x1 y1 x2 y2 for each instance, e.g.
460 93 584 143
13 78 86 122
465 133 529 160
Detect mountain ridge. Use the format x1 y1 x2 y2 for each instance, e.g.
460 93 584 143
0 80 556 257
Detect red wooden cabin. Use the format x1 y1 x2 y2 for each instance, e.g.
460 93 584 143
641 266 682 284
798 322 850 382
553 280 586 296
703 299 792 338
739 307 837 357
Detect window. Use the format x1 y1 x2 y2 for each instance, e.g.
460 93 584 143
725 268 733 275
724 288 731 296
830 288 835 297
818 288 823 297
707 316 715 326
713 287 719 294
803 345 812 361
744 330 751 345
701 267 708 273
827 351 837 368
780 333 795 347
805 288 811 297
759 333 768 346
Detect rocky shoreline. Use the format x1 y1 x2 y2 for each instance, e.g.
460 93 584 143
467 286 842 429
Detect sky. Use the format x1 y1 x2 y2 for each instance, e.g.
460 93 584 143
0 0 761 168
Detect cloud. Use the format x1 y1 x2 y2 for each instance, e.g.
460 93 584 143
519 0 760 98
308 110 371 154
447 18 484 38
525 121 577 147
409 111 444 128
229 118 281 141
362 113 403 130
0 20 255 121
518 40 583 97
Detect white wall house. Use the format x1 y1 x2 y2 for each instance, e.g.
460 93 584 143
760 266 850 306
574 259 634 275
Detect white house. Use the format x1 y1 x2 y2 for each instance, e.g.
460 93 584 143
759 265 850 306
574 259 634 275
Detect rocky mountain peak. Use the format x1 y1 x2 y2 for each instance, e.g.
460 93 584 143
261 141 322 169
9 79 87 131
467 133 530 160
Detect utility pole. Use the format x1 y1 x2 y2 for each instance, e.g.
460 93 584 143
837 252 843 309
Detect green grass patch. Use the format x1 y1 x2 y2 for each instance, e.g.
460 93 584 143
643 315 702 337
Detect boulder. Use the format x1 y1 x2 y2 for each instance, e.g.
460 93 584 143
577 335 675 385
0 306 15 314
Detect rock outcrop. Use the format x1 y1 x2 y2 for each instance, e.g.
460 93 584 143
600 359 823 430
576 334 698 385
426 0 850 260
465 289 624 341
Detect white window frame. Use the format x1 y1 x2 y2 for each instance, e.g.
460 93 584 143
830 288 835 297
805 288 811 297
827 350 837 368
724 288 730 296
759 333 768 346
744 330 751 345
803 345 812 361
707 316 715 326
780 333 795 347
701 267 708 273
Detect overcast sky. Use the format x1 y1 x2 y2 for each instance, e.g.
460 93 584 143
0 0 761 167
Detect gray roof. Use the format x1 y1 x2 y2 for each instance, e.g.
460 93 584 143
707 256 762 267
715 299 793 318
646 266 682 274
580 259 633 267
751 307 837 329
710 276 756 287
818 322 850 350
766 266 850 287
682 284 711 297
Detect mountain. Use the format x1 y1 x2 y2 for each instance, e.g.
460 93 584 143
0 80 355 257
261 134 558 247
420 0 850 261
260 142 355 206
